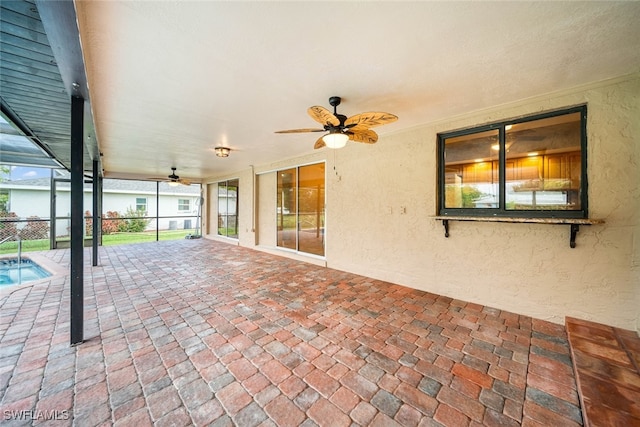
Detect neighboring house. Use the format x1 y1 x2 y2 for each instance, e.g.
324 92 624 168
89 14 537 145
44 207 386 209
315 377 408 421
0 174 201 236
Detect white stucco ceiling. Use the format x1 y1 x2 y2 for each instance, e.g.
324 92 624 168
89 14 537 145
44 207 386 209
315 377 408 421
74 1 640 183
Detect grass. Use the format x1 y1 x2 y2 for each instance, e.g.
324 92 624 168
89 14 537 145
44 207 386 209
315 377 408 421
0 229 198 255
0 239 50 254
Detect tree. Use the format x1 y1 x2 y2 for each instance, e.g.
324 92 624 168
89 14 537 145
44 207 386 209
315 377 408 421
0 165 9 211
123 206 150 232
461 186 484 208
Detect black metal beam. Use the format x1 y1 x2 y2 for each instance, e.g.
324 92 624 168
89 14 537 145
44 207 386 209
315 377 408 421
35 0 88 100
35 0 102 170
0 99 62 167
70 95 84 346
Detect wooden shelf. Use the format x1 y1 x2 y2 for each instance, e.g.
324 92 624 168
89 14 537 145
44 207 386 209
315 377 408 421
433 216 604 248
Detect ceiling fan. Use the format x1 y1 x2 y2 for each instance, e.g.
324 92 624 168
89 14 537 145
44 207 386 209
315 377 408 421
150 167 191 186
275 96 398 149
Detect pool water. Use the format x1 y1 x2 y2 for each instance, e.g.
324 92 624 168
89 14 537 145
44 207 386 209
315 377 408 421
0 259 51 286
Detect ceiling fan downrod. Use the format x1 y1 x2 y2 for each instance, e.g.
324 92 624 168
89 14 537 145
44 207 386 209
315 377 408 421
328 96 342 118
328 96 347 127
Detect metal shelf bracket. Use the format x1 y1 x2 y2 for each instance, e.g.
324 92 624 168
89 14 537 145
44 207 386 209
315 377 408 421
434 216 603 249
570 224 579 249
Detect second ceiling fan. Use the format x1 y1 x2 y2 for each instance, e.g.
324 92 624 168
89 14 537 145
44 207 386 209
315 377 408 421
275 96 398 149
149 167 191 186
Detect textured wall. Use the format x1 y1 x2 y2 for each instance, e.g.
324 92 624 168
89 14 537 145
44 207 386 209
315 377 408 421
326 75 639 332
207 74 639 332
257 172 276 248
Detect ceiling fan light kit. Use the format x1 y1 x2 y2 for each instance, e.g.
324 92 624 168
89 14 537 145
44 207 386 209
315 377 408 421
215 146 230 157
275 96 398 150
322 131 349 149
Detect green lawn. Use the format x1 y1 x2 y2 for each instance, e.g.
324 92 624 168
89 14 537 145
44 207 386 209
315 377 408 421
0 229 198 254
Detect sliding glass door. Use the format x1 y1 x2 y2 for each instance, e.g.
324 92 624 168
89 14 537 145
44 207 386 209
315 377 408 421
277 163 325 256
277 168 297 250
218 179 238 238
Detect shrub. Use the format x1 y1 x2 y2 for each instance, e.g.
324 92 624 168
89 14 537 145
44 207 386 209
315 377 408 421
123 207 150 232
68 209 151 236
103 211 125 235
85 210 93 236
0 211 18 241
19 216 49 240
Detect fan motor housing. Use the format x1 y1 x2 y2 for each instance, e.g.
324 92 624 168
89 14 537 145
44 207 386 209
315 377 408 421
329 96 341 107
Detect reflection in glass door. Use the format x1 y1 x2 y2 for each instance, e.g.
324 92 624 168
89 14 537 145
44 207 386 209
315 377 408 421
277 163 325 256
277 168 297 250
218 179 239 238
298 163 325 256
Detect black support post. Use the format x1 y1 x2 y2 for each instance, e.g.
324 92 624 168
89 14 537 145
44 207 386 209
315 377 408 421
92 159 99 266
49 169 55 250
70 95 84 346
156 181 160 241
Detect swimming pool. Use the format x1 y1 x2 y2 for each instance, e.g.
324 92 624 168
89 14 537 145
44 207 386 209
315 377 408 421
0 258 51 286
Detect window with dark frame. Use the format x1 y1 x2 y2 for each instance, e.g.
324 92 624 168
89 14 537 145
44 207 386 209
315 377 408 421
438 106 587 218
135 197 147 212
178 198 190 211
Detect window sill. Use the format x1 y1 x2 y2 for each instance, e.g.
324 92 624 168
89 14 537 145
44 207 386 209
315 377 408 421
433 215 604 248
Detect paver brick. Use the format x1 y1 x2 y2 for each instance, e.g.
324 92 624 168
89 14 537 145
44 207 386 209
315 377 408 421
308 398 351 427
156 406 191 427
339 371 378 401
523 401 582 427
371 389 402 417
216 382 252 415
264 395 305 427
304 368 340 398
233 401 268 427
228 357 258 381
434 403 470 427
146 385 182 421
437 386 485 423
451 363 493 389
260 359 291 385
395 382 438 416
451 375 481 399
0 242 590 427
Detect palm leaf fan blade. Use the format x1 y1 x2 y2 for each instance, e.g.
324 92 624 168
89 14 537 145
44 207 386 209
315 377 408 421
308 106 340 126
345 112 398 128
314 136 326 149
275 128 326 134
347 128 378 144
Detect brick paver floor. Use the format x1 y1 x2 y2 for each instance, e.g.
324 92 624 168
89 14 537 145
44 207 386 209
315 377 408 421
566 317 640 426
1 239 584 426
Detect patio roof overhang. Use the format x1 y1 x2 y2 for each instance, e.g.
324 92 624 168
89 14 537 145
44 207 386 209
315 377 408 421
0 0 100 175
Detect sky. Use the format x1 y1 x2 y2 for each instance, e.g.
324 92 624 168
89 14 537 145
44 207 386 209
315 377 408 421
3 166 53 181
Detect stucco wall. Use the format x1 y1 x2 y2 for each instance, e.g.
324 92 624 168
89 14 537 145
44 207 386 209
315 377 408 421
257 173 276 248
330 75 639 331
205 74 639 332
